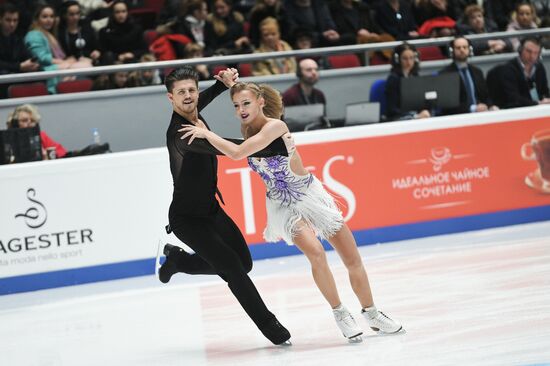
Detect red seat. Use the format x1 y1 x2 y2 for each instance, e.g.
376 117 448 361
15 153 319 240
56 79 93 94
8 82 49 98
417 46 446 61
129 0 165 30
212 64 229 76
327 53 361 69
238 63 253 77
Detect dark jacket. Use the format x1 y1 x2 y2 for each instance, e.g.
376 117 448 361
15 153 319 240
374 0 417 40
498 58 550 108
282 83 326 106
58 21 99 59
329 1 380 45
99 19 146 63
284 0 337 46
439 62 492 115
0 32 32 74
167 81 287 221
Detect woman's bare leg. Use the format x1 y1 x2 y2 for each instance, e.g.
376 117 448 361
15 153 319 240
293 222 341 308
327 224 374 309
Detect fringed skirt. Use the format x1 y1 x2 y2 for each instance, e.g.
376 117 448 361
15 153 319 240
263 175 344 245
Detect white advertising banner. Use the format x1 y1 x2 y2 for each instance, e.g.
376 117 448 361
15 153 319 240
0 149 172 279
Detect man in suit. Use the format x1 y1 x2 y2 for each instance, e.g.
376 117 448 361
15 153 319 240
498 37 550 108
439 36 498 115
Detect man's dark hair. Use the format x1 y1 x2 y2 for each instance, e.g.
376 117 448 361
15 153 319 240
164 67 199 92
0 2 20 17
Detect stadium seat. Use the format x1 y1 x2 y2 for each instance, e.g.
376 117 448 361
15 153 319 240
238 63 253 77
56 79 93 94
8 82 49 98
369 79 387 120
143 29 159 47
327 54 361 69
417 46 446 61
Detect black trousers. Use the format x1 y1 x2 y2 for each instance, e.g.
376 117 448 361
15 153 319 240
170 207 275 329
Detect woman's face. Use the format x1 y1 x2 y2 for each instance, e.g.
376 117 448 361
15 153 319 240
64 4 81 26
468 10 484 32
113 71 128 87
400 49 416 74
193 3 208 21
15 111 37 128
214 0 230 18
261 26 279 49
517 5 534 28
37 7 55 31
232 90 264 124
113 3 128 24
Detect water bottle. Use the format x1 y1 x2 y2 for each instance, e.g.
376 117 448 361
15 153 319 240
92 128 101 145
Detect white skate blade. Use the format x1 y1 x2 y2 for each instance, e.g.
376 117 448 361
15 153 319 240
279 340 292 346
154 240 164 276
348 335 363 343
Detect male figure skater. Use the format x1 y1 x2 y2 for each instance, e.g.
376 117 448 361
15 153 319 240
158 67 291 345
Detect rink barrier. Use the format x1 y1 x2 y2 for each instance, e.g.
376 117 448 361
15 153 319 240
1 205 549 295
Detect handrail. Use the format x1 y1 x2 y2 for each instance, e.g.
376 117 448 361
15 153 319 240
0 27 549 85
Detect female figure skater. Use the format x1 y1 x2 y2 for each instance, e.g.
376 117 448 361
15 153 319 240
180 82 403 341
158 68 291 346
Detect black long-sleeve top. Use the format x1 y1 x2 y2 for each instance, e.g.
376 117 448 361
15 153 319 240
167 80 287 220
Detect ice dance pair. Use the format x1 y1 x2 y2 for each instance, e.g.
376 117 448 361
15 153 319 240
158 67 402 344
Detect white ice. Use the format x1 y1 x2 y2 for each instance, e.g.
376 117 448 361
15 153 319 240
1 221 549 366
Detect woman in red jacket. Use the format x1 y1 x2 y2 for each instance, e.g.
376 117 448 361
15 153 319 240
6 104 67 158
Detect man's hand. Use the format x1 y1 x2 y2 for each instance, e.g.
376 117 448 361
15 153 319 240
214 67 239 88
20 58 39 72
475 103 488 112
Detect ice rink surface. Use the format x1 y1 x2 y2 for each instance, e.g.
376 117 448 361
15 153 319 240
1 221 549 366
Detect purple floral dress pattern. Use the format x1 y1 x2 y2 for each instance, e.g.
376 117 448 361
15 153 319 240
248 155 313 207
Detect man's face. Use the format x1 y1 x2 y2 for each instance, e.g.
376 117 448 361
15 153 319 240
299 59 319 85
520 41 541 67
452 38 470 62
1 11 19 36
168 79 199 115
468 11 484 32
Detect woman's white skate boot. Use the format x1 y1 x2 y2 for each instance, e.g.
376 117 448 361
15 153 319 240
333 305 363 342
362 306 403 334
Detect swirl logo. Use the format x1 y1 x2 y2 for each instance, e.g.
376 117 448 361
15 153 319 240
429 147 452 172
15 188 48 229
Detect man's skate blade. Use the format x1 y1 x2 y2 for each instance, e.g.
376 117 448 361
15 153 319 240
154 240 164 276
278 340 292 346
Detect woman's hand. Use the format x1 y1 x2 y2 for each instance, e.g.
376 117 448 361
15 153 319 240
178 123 209 145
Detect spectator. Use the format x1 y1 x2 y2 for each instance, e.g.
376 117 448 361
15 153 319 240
329 0 383 45
496 37 550 108
385 43 431 121
507 1 539 51
181 42 211 80
92 62 130 90
485 0 517 31
0 3 39 98
252 17 296 76
439 37 498 115
6 104 67 159
58 1 101 66
204 0 252 56
156 0 209 56
373 0 419 40
248 0 290 47
127 53 162 87
282 58 326 106
98 0 146 64
458 4 512 55
412 0 461 27
25 4 93 94
284 0 341 47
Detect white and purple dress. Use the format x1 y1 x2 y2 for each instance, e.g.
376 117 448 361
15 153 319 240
248 133 344 245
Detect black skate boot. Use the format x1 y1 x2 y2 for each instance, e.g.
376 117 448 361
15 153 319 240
260 318 292 346
156 243 189 284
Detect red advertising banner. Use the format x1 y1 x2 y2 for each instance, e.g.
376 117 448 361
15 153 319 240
217 117 550 245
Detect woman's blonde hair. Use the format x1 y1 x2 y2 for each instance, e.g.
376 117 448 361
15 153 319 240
230 82 283 119
6 104 41 128
207 0 244 36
